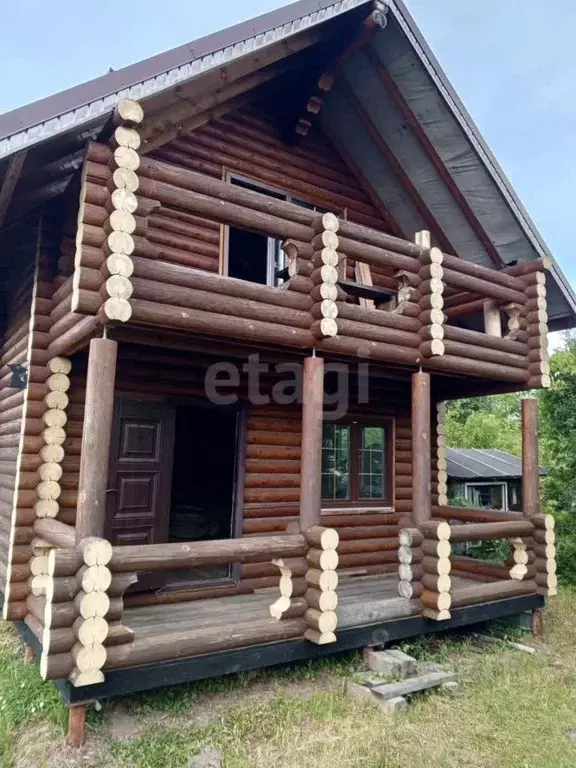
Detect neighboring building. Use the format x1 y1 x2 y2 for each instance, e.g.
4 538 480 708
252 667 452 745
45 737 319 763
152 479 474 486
0 0 568 746
447 448 548 512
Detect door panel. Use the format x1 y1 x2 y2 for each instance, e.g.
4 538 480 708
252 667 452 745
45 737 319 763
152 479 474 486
107 399 176 548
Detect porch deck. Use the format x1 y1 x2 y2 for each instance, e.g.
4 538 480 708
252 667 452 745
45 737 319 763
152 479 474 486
124 574 476 638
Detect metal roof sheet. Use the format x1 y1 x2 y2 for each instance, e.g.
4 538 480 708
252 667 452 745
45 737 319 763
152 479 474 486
447 447 547 480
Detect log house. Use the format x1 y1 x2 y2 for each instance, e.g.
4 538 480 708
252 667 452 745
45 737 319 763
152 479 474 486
0 0 574 745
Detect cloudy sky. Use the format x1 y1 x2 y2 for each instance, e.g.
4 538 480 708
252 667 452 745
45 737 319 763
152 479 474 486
2 0 575 294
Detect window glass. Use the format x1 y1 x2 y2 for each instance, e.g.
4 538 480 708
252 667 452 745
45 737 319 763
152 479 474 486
322 424 350 500
467 484 505 510
359 426 385 499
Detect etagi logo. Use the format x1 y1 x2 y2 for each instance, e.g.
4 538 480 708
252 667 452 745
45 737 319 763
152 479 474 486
205 354 370 420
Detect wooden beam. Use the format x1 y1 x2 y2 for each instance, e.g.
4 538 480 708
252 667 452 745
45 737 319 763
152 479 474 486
300 356 324 531
140 30 322 153
364 48 504 268
0 152 27 227
142 70 282 155
412 371 431 526
339 82 457 256
522 398 540 518
75 338 118 541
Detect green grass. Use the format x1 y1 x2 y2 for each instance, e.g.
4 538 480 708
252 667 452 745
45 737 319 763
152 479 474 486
0 622 66 765
4 591 576 767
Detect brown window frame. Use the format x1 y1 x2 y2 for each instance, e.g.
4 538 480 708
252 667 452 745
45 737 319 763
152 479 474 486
321 416 394 508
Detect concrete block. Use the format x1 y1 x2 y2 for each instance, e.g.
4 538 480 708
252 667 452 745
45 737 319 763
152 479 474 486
378 696 408 713
346 680 379 707
364 650 405 679
385 648 417 677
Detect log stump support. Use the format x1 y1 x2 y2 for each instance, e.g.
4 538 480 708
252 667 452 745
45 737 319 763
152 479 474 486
76 338 118 541
310 213 340 339
303 526 339 644
67 704 87 748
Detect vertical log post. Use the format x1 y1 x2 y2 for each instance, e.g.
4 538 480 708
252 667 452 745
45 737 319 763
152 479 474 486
76 338 118 541
522 398 539 519
412 371 431 527
483 300 502 337
299 355 324 532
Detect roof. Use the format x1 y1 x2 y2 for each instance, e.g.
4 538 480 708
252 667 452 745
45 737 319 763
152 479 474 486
1 0 575 327
446 448 547 480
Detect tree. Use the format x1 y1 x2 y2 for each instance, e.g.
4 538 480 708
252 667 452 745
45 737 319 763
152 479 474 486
445 392 522 455
539 339 576 515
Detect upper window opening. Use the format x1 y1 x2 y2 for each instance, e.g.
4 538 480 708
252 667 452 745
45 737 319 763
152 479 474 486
225 175 325 287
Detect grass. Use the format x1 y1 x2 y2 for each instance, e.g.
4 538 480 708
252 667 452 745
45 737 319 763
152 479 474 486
3 590 576 767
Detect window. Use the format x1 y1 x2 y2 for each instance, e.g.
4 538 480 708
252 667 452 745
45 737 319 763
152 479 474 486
322 420 392 505
465 482 507 511
225 175 327 287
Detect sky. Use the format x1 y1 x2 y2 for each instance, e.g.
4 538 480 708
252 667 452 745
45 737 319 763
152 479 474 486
2 0 575 293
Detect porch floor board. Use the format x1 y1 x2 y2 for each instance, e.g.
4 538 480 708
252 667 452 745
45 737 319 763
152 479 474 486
124 574 478 637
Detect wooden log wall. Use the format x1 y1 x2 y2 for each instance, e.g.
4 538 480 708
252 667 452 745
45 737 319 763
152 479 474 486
0 215 39 609
1 212 62 621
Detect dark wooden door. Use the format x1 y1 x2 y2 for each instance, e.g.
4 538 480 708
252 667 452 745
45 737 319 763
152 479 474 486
106 399 176 550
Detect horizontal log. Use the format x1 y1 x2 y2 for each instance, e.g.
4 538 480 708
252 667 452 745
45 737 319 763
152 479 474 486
130 277 311 329
129 299 314 349
109 534 307 572
432 506 524 523
137 171 314 243
450 579 536 608
441 253 527 292
101 617 307 671
441 339 526 370
442 324 527 355
336 318 420 348
426 355 528 383
33 519 75 549
448 520 534 542
441 267 526 304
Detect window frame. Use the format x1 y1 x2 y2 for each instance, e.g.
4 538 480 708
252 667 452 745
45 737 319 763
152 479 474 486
222 171 339 287
464 481 508 511
321 416 395 508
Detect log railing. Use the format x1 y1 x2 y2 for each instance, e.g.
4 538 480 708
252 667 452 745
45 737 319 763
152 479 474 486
39 529 340 686
397 513 556 621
